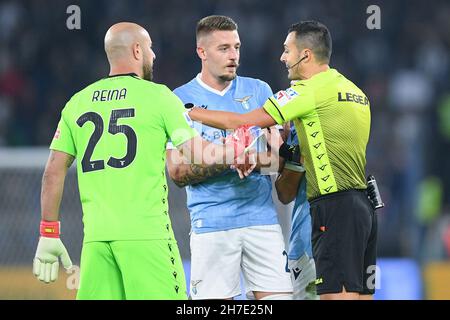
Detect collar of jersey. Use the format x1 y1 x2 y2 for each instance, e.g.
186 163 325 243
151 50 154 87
195 74 233 96
106 73 140 79
290 68 338 86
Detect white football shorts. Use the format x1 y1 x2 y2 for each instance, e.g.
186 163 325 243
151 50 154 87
189 224 293 299
288 253 318 300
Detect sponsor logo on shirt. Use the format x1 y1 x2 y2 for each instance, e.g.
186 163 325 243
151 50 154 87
201 129 226 142
286 88 299 98
338 92 369 106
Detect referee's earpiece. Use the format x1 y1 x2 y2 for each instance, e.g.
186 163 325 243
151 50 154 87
288 54 309 69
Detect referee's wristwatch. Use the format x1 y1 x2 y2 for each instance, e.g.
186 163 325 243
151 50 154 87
184 103 195 110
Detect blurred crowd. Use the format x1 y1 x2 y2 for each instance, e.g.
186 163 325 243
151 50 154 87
1 0 450 261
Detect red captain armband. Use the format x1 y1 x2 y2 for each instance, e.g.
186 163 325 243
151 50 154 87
40 220 60 238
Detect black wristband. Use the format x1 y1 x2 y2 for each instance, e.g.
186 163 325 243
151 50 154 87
278 142 292 161
290 144 301 164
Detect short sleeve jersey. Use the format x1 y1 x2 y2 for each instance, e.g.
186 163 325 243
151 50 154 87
173 75 279 233
263 69 370 200
50 74 198 242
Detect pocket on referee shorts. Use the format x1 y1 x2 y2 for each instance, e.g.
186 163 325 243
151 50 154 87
310 202 334 259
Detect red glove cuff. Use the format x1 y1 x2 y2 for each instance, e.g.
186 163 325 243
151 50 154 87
40 220 60 238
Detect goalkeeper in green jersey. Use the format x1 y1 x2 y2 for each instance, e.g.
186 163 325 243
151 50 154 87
32 22 252 300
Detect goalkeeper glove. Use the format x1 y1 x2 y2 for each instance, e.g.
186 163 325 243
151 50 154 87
33 220 72 283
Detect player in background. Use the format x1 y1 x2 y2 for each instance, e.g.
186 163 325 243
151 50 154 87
32 22 252 300
166 15 293 300
271 123 317 300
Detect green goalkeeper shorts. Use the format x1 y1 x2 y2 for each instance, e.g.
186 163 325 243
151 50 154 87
76 240 187 300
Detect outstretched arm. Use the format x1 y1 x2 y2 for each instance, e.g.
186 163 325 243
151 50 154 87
166 148 230 188
188 107 277 130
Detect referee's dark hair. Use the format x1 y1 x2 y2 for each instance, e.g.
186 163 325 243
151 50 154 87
289 21 332 64
196 15 238 41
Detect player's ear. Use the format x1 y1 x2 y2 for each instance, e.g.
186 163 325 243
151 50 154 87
302 49 312 63
196 46 206 60
132 43 142 61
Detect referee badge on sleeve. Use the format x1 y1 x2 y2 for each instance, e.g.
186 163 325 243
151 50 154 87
273 89 299 107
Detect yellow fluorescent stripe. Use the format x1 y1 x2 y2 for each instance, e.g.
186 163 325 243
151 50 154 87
301 112 338 195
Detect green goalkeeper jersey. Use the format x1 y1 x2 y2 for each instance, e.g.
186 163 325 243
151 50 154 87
50 73 198 242
263 68 370 201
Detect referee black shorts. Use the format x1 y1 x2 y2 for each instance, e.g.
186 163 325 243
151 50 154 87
310 189 377 295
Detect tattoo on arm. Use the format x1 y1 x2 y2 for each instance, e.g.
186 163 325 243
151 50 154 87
65 156 75 168
48 151 75 169
174 163 230 188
